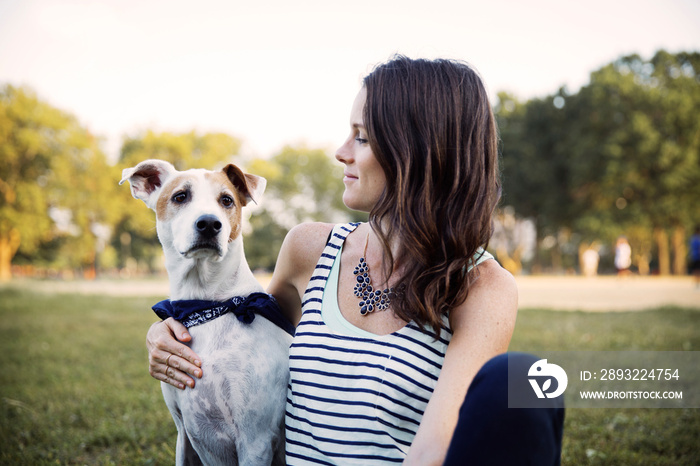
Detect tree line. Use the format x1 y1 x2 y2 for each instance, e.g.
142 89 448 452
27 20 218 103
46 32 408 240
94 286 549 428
0 103 364 280
496 50 700 275
1 50 698 280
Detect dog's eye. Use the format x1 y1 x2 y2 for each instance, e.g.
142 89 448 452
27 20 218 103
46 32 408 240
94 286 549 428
172 191 188 204
220 195 234 208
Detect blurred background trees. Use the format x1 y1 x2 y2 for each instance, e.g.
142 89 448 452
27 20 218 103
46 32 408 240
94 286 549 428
495 50 700 275
0 85 120 280
1 50 698 280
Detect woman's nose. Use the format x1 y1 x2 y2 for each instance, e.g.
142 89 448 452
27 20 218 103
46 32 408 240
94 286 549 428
335 138 353 164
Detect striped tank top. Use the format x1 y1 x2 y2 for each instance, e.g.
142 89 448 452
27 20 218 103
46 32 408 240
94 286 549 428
285 223 491 465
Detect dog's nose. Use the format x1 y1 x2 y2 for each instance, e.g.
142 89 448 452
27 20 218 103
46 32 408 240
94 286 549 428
195 215 222 238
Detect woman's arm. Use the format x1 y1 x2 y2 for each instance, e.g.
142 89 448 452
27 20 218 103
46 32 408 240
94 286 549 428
267 222 335 325
404 260 518 465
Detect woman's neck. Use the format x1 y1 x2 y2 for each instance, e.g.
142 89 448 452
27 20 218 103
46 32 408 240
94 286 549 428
365 222 403 287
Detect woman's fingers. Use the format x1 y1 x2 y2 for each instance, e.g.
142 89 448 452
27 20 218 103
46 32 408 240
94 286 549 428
162 317 193 344
146 319 203 390
150 350 189 389
160 318 203 367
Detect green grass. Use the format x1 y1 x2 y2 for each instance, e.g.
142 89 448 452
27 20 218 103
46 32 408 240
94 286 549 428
0 288 176 465
510 308 700 465
0 287 698 464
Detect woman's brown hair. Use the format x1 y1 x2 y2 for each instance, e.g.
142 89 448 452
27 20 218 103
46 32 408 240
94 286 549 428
363 55 500 336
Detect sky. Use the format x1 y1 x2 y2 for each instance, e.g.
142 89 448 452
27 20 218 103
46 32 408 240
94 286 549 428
1 0 699 162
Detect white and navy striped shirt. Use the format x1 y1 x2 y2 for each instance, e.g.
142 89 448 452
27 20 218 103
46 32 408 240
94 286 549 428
285 223 455 465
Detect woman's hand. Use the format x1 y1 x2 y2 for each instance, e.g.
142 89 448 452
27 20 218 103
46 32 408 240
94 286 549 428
147 318 203 389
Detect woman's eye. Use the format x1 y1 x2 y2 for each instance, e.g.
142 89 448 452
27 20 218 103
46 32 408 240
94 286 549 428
172 191 188 203
355 137 369 144
220 195 234 207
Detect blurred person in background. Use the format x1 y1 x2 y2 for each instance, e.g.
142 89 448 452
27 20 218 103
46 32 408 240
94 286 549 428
615 236 632 277
691 226 700 288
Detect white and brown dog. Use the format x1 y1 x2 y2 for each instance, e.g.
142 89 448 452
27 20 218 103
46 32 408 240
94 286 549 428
120 159 292 466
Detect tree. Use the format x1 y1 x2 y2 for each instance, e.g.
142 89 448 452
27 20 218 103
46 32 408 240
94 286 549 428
0 85 117 280
568 51 700 274
49 140 122 277
496 89 581 272
497 51 700 274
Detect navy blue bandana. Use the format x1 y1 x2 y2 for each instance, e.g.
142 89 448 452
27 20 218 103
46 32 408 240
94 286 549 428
152 292 295 336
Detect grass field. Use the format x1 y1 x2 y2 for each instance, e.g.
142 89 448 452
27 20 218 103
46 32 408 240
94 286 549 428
1 286 699 465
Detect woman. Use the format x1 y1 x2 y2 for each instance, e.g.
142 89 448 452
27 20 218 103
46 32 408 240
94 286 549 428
147 56 563 465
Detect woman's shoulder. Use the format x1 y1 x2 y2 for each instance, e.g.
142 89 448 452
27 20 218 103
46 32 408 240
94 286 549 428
449 259 518 330
470 258 517 301
284 222 363 248
281 222 336 267
270 223 336 302
285 222 336 247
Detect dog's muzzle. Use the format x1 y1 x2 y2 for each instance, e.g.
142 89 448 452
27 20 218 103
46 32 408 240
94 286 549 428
182 214 224 258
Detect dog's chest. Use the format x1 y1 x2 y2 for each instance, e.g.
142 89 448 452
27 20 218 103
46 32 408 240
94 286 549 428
187 314 277 369
162 313 291 432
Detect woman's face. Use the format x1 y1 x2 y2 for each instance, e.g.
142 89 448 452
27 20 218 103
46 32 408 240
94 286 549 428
335 87 387 212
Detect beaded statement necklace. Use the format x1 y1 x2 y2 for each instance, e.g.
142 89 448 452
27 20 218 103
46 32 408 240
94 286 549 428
353 233 393 316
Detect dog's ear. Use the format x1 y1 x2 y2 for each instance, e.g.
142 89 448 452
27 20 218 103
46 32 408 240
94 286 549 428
223 164 267 206
120 159 178 210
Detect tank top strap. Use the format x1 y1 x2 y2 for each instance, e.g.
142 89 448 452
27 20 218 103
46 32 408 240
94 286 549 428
322 222 360 265
300 222 360 312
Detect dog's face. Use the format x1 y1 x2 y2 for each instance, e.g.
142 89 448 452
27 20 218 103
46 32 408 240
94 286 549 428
120 160 265 262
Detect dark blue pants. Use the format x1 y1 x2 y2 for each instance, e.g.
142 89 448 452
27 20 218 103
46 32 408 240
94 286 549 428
444 353 565 466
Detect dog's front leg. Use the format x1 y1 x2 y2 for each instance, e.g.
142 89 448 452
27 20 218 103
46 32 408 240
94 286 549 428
163 383 203 466
176 429 204 466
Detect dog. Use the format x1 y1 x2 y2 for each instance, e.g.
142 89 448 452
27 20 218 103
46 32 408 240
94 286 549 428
120 159 292 465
